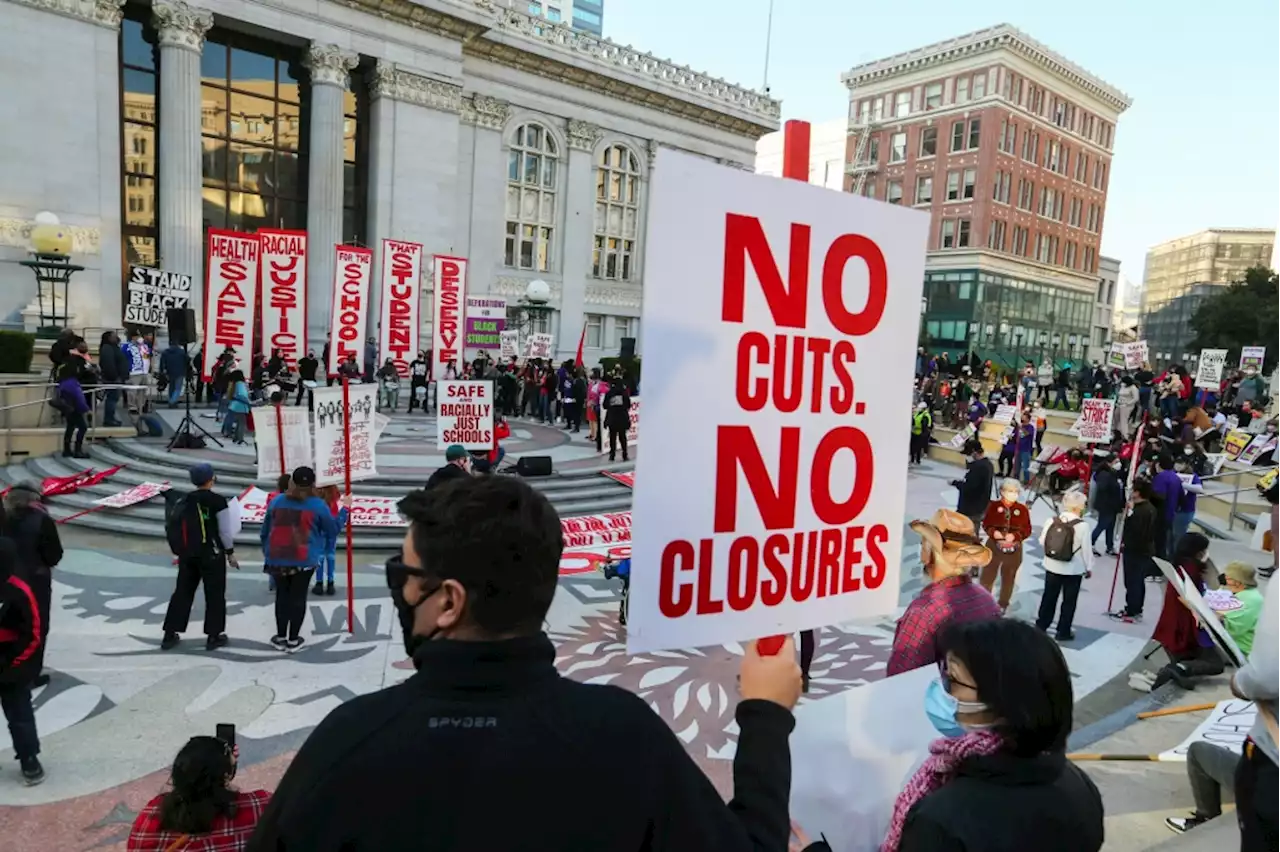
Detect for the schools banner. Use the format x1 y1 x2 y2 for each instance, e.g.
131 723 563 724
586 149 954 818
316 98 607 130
202 230 260 380
327 245 373 376
258 230 308 371
431 255 468 380
378 239 424 378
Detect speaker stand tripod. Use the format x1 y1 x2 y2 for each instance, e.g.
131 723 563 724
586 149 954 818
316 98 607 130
168 371 222 450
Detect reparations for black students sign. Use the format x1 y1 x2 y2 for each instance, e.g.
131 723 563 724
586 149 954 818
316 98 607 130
627 150 930 654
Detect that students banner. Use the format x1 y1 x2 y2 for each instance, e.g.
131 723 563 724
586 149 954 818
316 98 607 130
258 229 308 371
327 245 373 376
627 150 930 654
202 230 260 380
378 239 424 378
431 255 468 380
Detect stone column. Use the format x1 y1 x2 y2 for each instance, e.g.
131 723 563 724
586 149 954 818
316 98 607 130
152 0 212 323
460 94 510 303
304 43 358 343
556 119 602 356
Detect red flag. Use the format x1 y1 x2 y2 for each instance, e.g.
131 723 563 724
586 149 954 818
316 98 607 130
575 321 587 368
41 465 125 498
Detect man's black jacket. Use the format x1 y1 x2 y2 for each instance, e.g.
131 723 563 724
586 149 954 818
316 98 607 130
246 635 793 852
425 462 469 491
955 457 994 518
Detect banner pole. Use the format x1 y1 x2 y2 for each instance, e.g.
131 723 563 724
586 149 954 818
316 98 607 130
342 376 355 635
1106 419 1145 612
274 401 286 478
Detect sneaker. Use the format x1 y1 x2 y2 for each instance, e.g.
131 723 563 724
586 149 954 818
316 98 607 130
160 631 180 650
1106 549 1117 556
1165 814 1209 834
1091 548 1101 556
20 757 44 786
205 633 228 651
270 635 288 650
32 673 50 688
286 637 306 654
1108 610 1142 623
326 581 335 596
1055 631 1075 642
312 582 324 596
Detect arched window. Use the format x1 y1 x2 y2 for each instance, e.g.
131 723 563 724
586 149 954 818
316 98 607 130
504 123 557 271
593 144 640 280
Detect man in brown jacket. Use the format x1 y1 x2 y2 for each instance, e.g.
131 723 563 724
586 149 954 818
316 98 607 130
981 478 1033 611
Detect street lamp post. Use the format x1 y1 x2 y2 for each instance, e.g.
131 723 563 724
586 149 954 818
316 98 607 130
18 212 82 339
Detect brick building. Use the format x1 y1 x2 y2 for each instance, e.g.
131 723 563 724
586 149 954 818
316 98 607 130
842 24 1130 371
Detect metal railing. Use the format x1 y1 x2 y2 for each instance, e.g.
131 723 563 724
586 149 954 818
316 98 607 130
0 381 141 462
1195 463 1278 531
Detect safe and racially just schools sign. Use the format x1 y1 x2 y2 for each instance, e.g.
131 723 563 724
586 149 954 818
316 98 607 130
437 380 495 450
627 150 930 654
125 265 192 328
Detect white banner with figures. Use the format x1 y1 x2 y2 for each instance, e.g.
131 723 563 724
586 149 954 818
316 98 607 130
499 330 520 360
527 332 554 360
627 150 929 654
1158 700 1256 761
254 404 314 480
125 265 193 328
1195 348 1229 389
437 380 495 450
1240 346 1266 371
312 384 379 486
1071 398 1114 443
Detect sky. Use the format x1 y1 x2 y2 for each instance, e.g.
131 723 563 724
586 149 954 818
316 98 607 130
603 0 1279 300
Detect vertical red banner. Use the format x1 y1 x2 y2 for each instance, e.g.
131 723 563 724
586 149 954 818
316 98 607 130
202 230 261 380
258 229 308 371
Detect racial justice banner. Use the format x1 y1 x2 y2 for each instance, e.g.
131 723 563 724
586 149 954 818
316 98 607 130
327 246 373 376
378 239 424 378
437 380 495 450
312 383 380 487
258 230 308 371
1194 348 1228 389
124 265 193 328
202 230 260 379
626 149 930 654
1240 346 1266 371
464 295 507 349
431 255 468 380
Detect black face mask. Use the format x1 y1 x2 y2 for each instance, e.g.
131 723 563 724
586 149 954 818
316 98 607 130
390 576 442 660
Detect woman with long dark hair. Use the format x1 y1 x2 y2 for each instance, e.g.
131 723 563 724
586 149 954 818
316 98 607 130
127 736 269 850
1149 532 1226 690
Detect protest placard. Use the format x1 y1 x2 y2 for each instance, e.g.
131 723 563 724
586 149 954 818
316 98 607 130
1239 434 1276 465
1195 348 1228 389
379 239 424 377
201 231 260 379
327 246 373 377
431 255 468 380
990 404 1017 424
437 380 495 450
627 149 930 653
254 404 314 480
312 383 379 486
948 422 977 449
125 265 193 328
258 230 307 370
1223 429 1253 460
527 332 554 360
1239 346 1266 371
124 338 151 376
627 396 640 444
1158 700 1256 761
1124 340 1148 369
1072 398 1114 443
464 295 507 349
499 330 520 360
93 481 171 509
1106 342 1127 371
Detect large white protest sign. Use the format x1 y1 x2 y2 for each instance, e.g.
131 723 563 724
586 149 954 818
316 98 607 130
201 230 260 379
254 404 314 480
1158 700 1256 761
125 266 193 328
1071 397 1114 443
1154 557 1247 667
327 246 373 377
527 332 554 360
790 666 936 851
94 481 171 509
379 239 424 378
239 486 404 527
312 383 379 486
499 330 520 360
437 380 495 450
627 396 641 444
431 255 468 380
258 229 307 371
1106 342 1127 371
1240 346 1266 371
1124 340 1148 369
627 150 929 653
1195 348 1228 389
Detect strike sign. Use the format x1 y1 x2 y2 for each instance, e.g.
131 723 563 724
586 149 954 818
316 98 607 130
258 230 307 371
1072 397 1115 443
437 380 495 450
202 230 260 380
327 245 373 376
379 239 424 378
431 255 468 380
627 150 930 653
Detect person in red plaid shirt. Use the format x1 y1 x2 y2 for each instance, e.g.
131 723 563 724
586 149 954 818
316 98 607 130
887 509 1001 676
128 736 270 851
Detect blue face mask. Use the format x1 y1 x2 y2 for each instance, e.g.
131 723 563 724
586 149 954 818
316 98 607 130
924 678 989 738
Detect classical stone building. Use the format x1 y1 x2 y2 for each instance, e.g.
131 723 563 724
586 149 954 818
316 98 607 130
0 0 778 359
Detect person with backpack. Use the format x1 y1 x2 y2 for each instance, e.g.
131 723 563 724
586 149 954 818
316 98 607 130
161 464 240 652
1035 490 1094 641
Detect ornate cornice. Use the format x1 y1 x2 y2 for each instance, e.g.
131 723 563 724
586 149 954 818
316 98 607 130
305 43 359 87
152 1 212 51
585 283 642 309
841 24 1131 115
460 94 510 130
8 0 124 28
567 119 603 152
370 61 462 113
0 218 101 255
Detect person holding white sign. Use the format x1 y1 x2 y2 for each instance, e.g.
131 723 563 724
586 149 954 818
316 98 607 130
1227 574 1278 850
248 476 803 851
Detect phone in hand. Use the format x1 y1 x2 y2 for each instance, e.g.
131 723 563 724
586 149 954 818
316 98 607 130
216 723 236 749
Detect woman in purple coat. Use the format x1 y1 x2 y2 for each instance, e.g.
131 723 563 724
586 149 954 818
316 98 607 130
56 359 91 458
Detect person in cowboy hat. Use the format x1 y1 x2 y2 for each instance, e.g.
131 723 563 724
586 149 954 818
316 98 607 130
887 509 1001 676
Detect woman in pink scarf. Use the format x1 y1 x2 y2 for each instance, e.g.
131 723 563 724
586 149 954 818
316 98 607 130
879 619 1102 852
